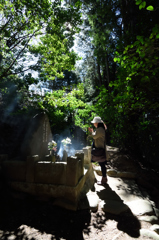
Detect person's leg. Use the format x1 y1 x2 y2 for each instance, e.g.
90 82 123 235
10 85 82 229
98 161 107 184
98 161 107 177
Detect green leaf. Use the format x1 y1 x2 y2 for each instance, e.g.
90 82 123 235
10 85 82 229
146 5 154 11
0 4 3 10
139 1 146 10
135 0 142 5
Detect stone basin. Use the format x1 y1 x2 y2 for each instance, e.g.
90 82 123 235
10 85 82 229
0 146 95 210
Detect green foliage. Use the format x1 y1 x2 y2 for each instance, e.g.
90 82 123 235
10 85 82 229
1 0 159 168
80 0 159 167
0 0 83 116
29 34 79 80
147 5 154 11
103 6 159 163
79 0 120 88
135 0 153 10
0 0 82 81
39 83 94 131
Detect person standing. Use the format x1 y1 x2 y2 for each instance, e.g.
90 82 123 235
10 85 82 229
88 116 107 185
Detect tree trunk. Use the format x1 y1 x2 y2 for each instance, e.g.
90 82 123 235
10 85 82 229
105 54 110 92
97 63 102 86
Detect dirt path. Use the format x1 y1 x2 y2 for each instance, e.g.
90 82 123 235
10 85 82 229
0 194 153 240
0 150 158 240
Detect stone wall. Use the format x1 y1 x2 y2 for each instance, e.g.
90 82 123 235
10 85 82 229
0 112 52 161
0 146 94 210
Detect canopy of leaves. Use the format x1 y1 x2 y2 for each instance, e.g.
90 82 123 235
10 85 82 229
70 0 159 167
1 0 159 169
39 83 94 132
0 0 82 115
0 0 82 85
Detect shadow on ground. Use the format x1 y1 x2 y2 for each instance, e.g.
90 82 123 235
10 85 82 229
96 184 141 238
106 210 141 238
0 178 144 240
0 193 91 240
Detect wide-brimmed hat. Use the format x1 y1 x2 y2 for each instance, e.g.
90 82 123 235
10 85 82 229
91 116 103 123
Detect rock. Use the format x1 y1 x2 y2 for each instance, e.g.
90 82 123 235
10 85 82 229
95 170 102 176
92 165 102 176
139 215 159 224
112 232 123 240
154 207 159 218
150 224 159 234
126 199 154 216
107 169 118 177
137 177 159 197
116 171 136 179
86 191 99 211
107 146 119 152
107 177 144 203
100 199 128 215
107 169 136 179
140 229 159 240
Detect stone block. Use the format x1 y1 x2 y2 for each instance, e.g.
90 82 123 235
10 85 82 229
34 183 65 198
21 113 52 160
86 191 99 211
26 155 39 183
66 156 79 186
10 182 66 199
107 170 137 179
107 169 118 177
7 152 96 211
150 224 159 234
62 149 68 162
75 152 84 179
64 186 78 202
83 164 95 189
139 215 159 224
78 160 83 180
117 171 137 179
53 198 78 211
2 161 26 182
82 147 91 164
34 162 66 185
75 152 84 162
140 229 159 240
154 207 159 218
126 199 154 216
45 155 56 162
64 163 95 203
